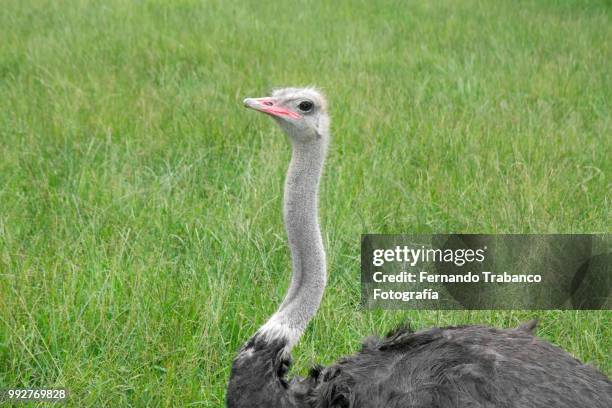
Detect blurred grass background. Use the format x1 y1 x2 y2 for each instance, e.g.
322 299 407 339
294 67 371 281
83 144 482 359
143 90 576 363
0 0 610 406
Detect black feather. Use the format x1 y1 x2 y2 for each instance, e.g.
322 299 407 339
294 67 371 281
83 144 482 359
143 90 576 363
228 323 612 407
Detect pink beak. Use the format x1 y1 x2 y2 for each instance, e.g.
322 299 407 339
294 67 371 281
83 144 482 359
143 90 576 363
243 97 301 120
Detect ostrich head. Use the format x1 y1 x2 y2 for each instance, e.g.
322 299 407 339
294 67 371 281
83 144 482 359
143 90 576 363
243 87 329 143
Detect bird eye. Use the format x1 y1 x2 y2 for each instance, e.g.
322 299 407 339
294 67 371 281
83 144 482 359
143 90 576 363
298 101 314 112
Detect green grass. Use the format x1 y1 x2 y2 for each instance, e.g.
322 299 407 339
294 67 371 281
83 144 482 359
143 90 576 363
0 0 610 406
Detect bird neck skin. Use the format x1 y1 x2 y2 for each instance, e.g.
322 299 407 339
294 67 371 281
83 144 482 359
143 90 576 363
257 138 328 350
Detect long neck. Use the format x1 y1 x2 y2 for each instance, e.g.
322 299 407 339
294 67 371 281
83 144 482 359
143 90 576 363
257 140 328 350
227 138 328 407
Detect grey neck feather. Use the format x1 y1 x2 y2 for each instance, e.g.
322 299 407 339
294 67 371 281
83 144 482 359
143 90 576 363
257 138 328 350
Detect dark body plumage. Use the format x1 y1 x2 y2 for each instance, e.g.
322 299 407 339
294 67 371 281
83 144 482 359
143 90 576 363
228 322 612 407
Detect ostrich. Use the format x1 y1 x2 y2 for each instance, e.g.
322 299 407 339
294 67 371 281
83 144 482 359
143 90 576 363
227 87 612 407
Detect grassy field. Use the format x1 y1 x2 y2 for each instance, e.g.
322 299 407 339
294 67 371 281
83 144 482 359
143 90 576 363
0 0 610 406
